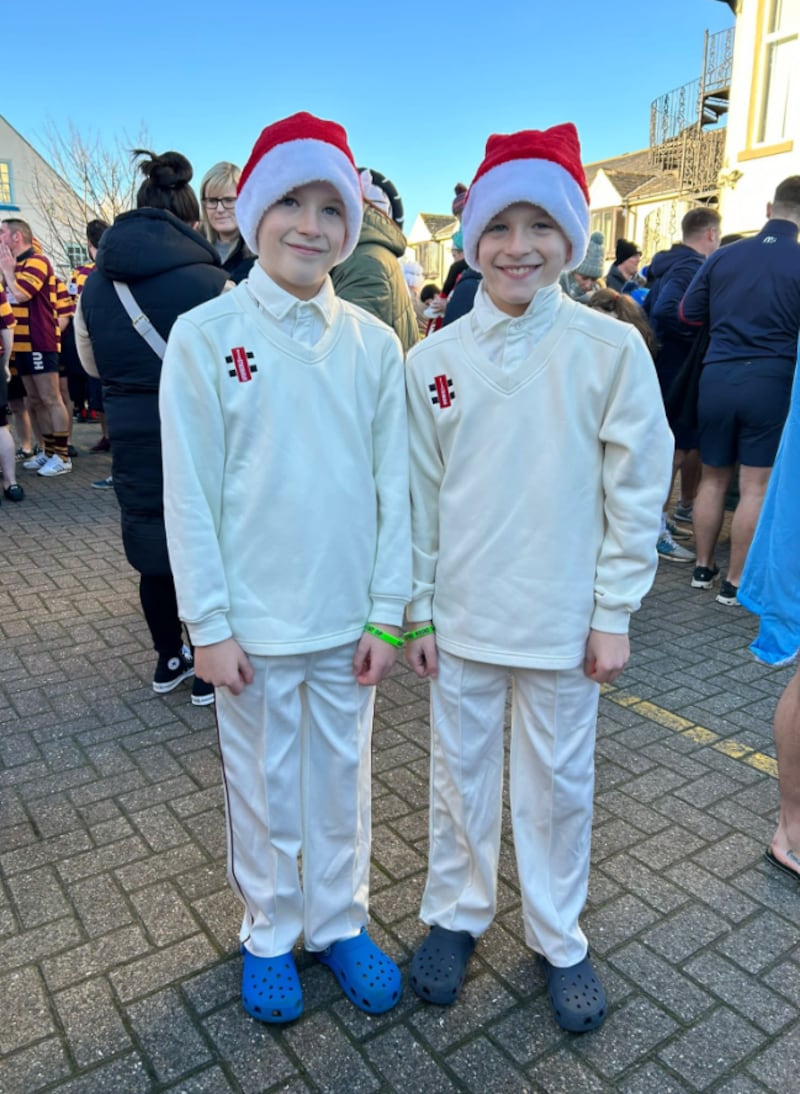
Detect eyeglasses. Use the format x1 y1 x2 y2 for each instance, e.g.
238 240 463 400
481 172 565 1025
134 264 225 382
203 197 237 210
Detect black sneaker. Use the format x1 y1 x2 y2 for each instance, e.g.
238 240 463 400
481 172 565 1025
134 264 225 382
191 676 215 706
3 484 24 502
691 565 720 589
716 580 739 606
152 645 195 694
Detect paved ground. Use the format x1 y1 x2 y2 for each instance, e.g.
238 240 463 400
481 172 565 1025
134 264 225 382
1 425 798 1094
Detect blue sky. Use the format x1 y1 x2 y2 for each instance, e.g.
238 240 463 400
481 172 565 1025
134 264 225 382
6 0 735 229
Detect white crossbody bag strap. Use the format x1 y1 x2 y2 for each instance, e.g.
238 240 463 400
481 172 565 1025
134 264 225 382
112 281 168 360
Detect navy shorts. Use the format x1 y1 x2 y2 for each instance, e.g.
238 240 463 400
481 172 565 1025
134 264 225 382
656 356 697 450
14 350 60 376
698 357 795 468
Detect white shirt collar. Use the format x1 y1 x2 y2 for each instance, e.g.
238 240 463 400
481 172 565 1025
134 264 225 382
248 261 336 327
472 280 562 333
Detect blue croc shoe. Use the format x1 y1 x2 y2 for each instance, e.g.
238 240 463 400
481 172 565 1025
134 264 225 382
540 952 607 1033
314 927 401 1014
241 946 303 1024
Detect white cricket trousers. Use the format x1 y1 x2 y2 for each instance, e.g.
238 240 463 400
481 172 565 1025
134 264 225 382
214 643 374 957
421 650 600 967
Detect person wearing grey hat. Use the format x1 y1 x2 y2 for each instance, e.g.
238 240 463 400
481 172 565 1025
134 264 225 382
606 238 642 291
560 230 605 303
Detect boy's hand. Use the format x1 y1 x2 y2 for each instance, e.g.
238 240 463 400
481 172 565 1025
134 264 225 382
194 638 254 694
405 621 438 678
353 624 401 686
583 630 629 684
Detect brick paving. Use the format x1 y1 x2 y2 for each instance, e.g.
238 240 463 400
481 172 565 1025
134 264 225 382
1 427 798 1093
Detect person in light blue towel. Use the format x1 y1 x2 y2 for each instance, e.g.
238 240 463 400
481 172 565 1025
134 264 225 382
739 348 800 881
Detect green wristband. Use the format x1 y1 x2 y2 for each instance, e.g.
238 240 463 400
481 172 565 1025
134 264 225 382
404 624 436 641
364 623 405 649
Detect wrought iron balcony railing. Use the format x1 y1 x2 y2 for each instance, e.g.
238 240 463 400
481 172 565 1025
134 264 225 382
649 25 734 195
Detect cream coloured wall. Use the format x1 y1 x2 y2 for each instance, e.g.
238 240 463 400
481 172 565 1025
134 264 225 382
588 170 623 210
718 0 800 233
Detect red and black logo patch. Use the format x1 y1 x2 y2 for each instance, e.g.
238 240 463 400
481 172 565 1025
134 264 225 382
226 347 258 382
429 374 455 409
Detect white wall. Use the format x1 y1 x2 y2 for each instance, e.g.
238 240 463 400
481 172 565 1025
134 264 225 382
0 116 86 275
718 0 800 233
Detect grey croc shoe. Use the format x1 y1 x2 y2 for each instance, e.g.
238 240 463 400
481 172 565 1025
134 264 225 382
410 925 476 1005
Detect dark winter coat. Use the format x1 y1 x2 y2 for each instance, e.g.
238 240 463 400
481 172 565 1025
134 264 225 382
643 243 706 449
442 267 482 326
331 203 419 354
646 243 705 373
220 234 255 284
605 263 628 292
680 219 800 365
80 208 228 575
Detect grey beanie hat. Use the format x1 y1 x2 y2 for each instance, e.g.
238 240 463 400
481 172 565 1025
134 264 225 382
575 231 605 278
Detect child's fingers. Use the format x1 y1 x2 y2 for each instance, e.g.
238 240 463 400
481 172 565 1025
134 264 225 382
406 636 438 678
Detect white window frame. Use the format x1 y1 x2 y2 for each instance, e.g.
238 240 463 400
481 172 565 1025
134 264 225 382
65 243 88 269
0 161 13 205
756 0 799 145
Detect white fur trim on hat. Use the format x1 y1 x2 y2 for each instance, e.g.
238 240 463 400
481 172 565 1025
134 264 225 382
461 159 589 273
236 138 364 260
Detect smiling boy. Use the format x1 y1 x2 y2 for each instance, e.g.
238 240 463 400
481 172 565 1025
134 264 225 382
404 124 673 1032
159 113 411 1023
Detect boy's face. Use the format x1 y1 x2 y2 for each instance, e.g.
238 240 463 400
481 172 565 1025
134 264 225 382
256 181 347 300
477 202 570 317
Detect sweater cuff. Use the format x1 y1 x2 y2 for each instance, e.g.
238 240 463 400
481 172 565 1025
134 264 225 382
369 595 407 629
590 606 631 635
406 594 433 623
186 612 234 648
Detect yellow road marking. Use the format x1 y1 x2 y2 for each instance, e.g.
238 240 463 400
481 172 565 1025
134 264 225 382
600 683 776 779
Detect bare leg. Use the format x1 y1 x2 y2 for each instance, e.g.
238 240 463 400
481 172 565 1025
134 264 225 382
692 464 733 569
31 372 70 435
726 464 771 587
0 424 19 485
8 398 32 451
678 448 701 507
769 664 800 869
20 379 50 449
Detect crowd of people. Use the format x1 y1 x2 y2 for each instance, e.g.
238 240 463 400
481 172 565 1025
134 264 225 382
1 112 798 1038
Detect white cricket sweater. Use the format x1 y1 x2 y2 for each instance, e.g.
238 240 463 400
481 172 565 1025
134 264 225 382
405 287 674 669
159 273 411 654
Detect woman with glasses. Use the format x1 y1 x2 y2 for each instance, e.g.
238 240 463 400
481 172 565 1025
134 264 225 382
199 162 255 284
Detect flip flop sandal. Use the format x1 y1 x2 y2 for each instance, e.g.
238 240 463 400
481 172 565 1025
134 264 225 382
765 847 800 882
314 927 401 1014
410 925 476 1005
540 953 607 1033
241 946 303 1023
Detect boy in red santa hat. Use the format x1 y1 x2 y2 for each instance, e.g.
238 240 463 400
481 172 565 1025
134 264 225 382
404 122 673 1032
159 112 411 1024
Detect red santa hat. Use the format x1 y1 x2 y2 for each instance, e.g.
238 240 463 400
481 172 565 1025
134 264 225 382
236 111 364 260
461 123 590 272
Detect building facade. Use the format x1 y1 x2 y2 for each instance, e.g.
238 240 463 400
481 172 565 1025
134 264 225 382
1 114 89 276
717 0 799 231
